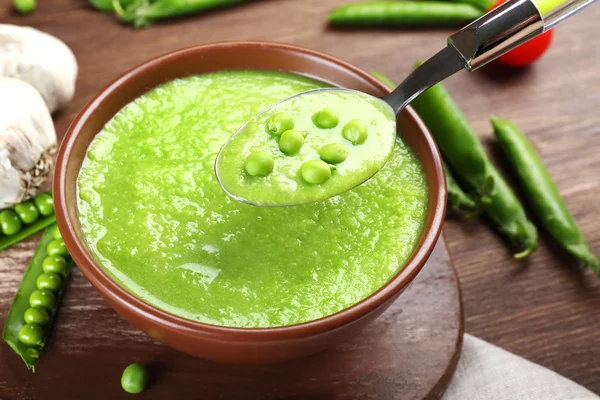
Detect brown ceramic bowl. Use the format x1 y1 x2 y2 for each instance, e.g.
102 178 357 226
54 41 447 364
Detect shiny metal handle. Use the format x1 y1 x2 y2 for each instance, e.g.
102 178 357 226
448 0 596 71
535 0 597 29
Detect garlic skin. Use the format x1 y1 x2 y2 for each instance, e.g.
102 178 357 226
0 24 78 113
0 78 56 209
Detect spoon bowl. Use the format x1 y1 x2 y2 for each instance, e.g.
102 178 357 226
215 87 397 207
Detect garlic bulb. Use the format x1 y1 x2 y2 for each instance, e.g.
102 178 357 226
0 78 56 209
0 24 78 113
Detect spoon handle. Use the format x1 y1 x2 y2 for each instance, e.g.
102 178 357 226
449 0 597 70
534 0 596 28
383 0 596 115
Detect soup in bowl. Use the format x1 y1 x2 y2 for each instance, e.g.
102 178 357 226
54 41 446 364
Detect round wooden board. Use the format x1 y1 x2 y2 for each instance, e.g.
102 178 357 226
0 237 462 400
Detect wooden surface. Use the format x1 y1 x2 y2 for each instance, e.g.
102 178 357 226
0 0 599 395
1 241 462 400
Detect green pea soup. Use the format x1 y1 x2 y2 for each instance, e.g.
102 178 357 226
77 70 428 328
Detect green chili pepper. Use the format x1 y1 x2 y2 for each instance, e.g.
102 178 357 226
411 63 538 256
0 191 57 252
492 117 599 272
112 0 258 28
2 225 73 371
328 2 483 27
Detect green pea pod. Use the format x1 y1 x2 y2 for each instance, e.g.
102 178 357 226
328 2 484 27
370 71 478 214
492 117 599 272
112 0 258 27
370 71 396 89
485 167 539 258
411 64 538 256
411 61 493 208
90 0 135 11
446 0 493 12
2 225 73 371
444 160 477 212
0 191 57 252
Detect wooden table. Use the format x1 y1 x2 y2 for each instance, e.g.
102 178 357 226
1 0 599 394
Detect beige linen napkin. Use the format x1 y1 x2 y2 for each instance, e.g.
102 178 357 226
443 334 599 400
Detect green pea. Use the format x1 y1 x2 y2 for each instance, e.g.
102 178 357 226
47 239 68 257
18 324 44 346
319 143 348 164
14 202 40 224
29 289 55 309
121 363 149 394
36 272 62 292
301 160 332 184
33 193 54 216
342 119 369 145
278 129 306 155
53 225 63 240
244 152 275 176
267 112 294 135
24 307 50 325
312 107 339 129
0 209 22 235
14 0 36 14
42 255 68 276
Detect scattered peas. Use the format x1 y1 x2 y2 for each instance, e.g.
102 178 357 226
24 307 50 325
18 324 43 346
33 193 54 216
301 160 332 184
244 152 275 176
47 239 68 257
121 363 149 394
42 255 68 276
0 209 22 235
312 107 340 129
36 272 62 292
29 289 56 309
319 143 348 164
14 0 36 14
267 112 294 135
342 119 369 145
14 202 40 224
278 129 306 155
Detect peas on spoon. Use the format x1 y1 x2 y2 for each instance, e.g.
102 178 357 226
216 89 397 207
216 0 595 206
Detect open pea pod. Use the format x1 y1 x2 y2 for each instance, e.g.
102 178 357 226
2 225 73 371
0 190 57 252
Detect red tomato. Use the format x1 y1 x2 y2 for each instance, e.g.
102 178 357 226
488 0 554 67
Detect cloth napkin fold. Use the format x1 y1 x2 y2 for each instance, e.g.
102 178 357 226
443 334 599 400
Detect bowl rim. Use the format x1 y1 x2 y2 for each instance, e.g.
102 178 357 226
54 40 447 341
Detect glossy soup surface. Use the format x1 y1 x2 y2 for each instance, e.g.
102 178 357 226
77 70 428 328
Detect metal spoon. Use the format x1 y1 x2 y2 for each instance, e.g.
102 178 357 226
216 0 595 207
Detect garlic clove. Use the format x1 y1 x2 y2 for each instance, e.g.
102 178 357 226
0 78 56 209
0 24 78 113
